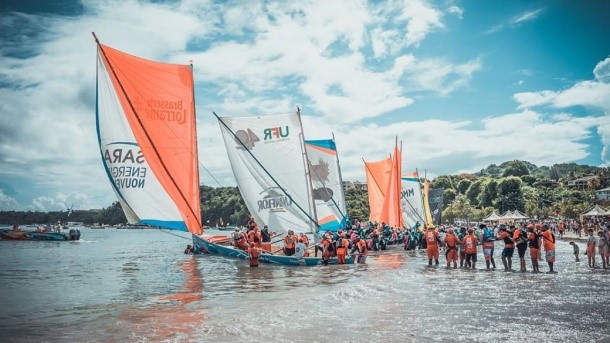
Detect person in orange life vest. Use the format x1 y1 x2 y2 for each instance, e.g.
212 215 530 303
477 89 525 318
232 228 249 251
527 225 541 272
283 230 297 256
497 225 515 271
513 224 529 272
299 233 309 247
335 233 350 264
350 236 368 264
247 226 262 248
558 220 565 239
443 228 461 269
248 242 260 267
540 225 556 273
320 235 333 265
586 228 596 268
424 225 440 266
463 228 478 269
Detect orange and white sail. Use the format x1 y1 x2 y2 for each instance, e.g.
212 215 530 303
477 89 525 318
401 170 427 229
95 39 202 235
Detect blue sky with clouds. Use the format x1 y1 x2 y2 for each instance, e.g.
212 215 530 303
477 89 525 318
0 0 609 212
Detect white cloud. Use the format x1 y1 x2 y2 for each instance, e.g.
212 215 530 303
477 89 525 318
593 56 610 83
0 190 20 211
513 56 610 165
511 8 544 25
448 5 464 19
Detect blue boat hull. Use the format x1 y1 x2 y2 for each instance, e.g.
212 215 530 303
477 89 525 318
0 229 81 241
192 234 353 266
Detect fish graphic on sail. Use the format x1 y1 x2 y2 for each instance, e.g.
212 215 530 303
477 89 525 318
216 112 317 237
94 34 202 234
305 138 348 232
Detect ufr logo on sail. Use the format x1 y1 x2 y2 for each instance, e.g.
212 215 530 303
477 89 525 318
104 143 148 189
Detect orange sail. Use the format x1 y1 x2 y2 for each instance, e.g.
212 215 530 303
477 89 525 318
364 157 392 223
97 43 202 235
379 141 403 228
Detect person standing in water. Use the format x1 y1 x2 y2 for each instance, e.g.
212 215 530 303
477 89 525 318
443 227 460 269
541 225 556 273
528 225 541 272
248 242 260 267
463 228 478 269
480 223 496 270
351 236 368 264
424 225 440 266
513 224 529 272
497 225 515 271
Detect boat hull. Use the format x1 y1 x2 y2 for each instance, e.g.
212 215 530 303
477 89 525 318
0 229 81 241
192 234 353 266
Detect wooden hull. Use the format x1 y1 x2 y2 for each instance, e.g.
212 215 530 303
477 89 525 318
192 234 353 266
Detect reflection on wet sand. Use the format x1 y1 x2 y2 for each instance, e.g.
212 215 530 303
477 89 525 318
116 258 205 342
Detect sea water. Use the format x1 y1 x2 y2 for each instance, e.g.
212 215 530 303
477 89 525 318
0 228 609 342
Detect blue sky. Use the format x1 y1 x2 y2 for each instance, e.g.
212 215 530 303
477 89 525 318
0 0 609 211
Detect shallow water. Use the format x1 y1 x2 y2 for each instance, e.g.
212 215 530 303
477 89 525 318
0 228 609 342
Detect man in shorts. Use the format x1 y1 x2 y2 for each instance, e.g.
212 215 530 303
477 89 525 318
513 224 529 272
463 228 478 269
480 223 496 270
541 225 556 273
497 225 515 271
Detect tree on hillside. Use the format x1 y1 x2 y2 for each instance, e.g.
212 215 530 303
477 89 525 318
502 160 530 177
496 176 524 212
549 165 561 181
457 179 472 194
465 178 485 206
431 175 455 190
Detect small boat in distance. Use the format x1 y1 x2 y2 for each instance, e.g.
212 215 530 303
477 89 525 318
0 224 81 241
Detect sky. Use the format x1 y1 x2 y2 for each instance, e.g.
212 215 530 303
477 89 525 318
0 0 609 212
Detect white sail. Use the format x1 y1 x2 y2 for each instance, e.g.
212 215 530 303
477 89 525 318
96 43 201 233
217 113 316 235
401 171 427 229
305 139 348 232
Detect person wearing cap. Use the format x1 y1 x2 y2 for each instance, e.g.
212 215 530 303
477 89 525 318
463 228 478 269
480 223 497 270
424 225 440 266
541 224 556 272
443 227 460 269
497 224 515 271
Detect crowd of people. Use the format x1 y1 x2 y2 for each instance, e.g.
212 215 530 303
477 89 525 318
203 216 610 270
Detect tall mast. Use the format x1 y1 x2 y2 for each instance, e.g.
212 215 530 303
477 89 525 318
297 106 319 238
332 132 348 226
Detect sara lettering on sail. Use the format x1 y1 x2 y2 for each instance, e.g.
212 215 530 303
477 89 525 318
104 146 147 189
